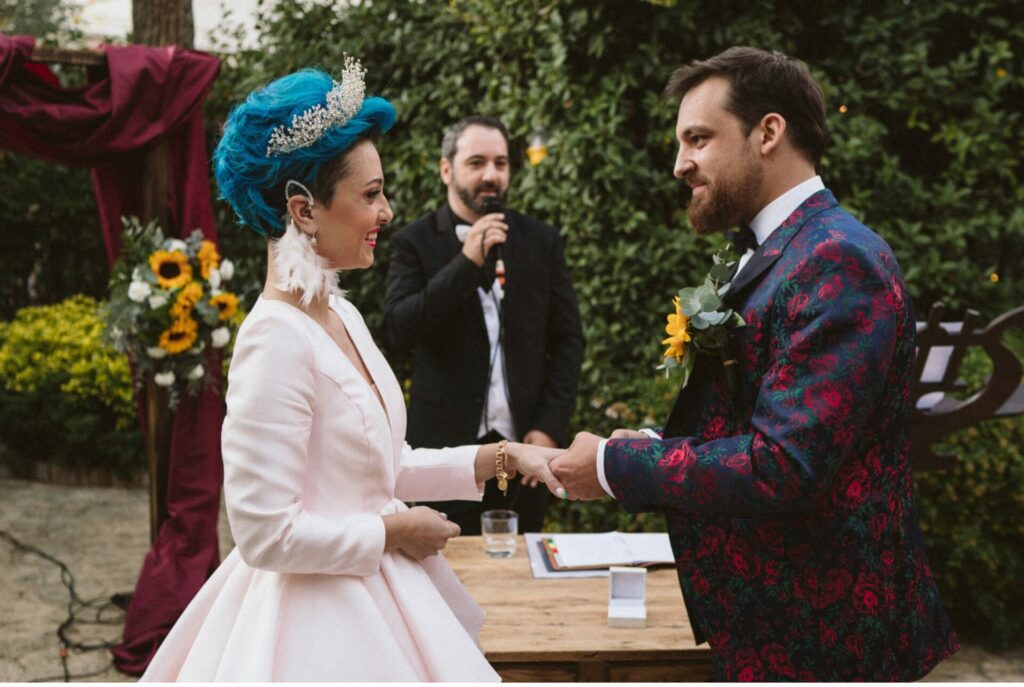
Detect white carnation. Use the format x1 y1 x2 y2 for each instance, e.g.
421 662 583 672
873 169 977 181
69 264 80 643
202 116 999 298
207 268 222 288
188 364 205 381
127 281 151 302
154 371 176 387
219 259 234 280
148 293 168 309
211 327 231 348
146 346 168 359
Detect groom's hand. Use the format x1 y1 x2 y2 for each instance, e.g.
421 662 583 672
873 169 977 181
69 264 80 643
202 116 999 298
550 432 606 501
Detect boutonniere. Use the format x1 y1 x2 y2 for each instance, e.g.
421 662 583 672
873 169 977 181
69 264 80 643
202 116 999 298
658 243 746 390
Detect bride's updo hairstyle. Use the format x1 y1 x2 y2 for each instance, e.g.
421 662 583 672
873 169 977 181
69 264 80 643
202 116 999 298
213 65 396 237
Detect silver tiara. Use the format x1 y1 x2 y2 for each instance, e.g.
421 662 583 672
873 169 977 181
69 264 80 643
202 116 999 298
265 56 367 157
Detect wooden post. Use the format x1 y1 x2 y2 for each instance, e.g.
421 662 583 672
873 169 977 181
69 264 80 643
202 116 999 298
143 376 172 544
133 0 194 542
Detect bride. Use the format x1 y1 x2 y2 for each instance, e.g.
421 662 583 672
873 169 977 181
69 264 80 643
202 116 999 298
140 60 564 682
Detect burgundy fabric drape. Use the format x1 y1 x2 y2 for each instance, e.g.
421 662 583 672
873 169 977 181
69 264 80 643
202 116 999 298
0 34 224 675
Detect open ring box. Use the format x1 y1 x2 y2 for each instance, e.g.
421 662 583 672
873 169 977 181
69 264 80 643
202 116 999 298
608 566 647 628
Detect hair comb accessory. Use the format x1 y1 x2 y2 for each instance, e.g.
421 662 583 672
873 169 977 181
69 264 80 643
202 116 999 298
266 56 367 157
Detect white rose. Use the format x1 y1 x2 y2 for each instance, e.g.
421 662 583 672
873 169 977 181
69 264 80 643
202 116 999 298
211 327 231 349
147 346 168 359
166 239 188 253
219 259 234 280
154 371 176 387
127 281 151 302
207 268 222 289
188 364 205 381
148 293 168 309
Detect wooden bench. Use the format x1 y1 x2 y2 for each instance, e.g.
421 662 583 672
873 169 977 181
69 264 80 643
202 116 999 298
912 302 1024 470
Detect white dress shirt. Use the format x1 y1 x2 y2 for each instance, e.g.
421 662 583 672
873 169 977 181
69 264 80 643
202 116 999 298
455 223 517 441
594 176 825 498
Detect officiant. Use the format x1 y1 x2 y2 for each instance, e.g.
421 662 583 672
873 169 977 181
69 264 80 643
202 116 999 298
384 115 585 534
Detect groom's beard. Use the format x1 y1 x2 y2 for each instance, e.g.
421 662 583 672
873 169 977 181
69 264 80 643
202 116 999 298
687 157 763 236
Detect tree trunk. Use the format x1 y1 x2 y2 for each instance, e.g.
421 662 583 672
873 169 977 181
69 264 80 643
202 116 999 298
132 0 194 48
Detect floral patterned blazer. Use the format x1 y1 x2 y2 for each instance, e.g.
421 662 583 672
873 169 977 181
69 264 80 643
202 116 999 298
604 190 959 681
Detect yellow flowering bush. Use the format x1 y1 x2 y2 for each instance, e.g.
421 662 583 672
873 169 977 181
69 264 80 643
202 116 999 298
104 217 244 405
0 295 135 421
0 295 142 478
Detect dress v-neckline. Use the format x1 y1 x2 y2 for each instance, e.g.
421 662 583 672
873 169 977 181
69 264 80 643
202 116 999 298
260 295 391 429
326 298 391 428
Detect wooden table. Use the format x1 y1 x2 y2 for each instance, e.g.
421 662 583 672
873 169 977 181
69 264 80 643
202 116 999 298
444 536 712 682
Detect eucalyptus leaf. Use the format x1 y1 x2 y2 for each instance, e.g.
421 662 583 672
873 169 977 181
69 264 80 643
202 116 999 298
689 313 710 329
677 288 701 316
696 285 722 311
702 310 729 326
709 262 734 282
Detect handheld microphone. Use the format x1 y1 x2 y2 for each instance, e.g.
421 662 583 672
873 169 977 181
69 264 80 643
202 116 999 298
480 197 506 288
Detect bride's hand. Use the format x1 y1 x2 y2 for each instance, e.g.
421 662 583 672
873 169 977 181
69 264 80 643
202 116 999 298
383 506 460 560
506 443 566 498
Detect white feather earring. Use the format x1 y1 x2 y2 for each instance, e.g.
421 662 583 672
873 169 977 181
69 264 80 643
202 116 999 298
272 181 343 307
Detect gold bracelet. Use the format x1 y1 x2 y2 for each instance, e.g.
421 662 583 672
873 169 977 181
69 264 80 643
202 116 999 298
495 439 509 496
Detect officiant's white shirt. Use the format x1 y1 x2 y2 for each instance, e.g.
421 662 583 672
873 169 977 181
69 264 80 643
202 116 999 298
595 176 824 497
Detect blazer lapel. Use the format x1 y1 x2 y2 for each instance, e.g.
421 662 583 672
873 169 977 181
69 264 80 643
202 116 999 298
433 205 463 257
723 189 838 307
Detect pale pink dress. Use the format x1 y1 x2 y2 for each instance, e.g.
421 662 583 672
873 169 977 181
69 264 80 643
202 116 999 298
141 295 498 682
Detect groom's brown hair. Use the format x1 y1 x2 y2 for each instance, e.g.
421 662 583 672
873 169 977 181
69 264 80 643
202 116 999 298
664 47 828 166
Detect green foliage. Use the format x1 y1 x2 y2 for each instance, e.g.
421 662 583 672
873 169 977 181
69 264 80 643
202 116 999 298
0 0 104 319
914 331 1024 648
916 417 1024 649
0 295 142 479
0 152 108 320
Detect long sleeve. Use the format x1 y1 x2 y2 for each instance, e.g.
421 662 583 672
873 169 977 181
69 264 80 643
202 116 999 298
383 229 483 351
393 443 485 503
527 233 584 445
222 310 386 576
605 238 901 516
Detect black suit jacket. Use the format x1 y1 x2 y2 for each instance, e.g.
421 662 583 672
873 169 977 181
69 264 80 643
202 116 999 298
384 205 584 448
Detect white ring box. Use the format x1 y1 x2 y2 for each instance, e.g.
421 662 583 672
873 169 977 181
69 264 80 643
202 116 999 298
607 566 647 628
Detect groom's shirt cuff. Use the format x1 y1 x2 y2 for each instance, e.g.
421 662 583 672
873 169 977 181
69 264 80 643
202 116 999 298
596 429 660 499
596 440 615 498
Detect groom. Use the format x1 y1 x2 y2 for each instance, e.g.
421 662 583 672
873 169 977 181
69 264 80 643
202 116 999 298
550 47 959 681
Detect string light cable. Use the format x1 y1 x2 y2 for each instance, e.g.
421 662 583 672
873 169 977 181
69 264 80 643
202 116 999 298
0 528 124 682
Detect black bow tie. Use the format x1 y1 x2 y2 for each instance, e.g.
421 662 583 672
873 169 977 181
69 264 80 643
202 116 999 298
728 225 758 254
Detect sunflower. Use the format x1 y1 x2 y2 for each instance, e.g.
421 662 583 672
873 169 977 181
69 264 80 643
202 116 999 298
170 281 203 319
198 240 220 279
210 292 239 321
149 250 192 289
661 296 692 364
158 317 199 355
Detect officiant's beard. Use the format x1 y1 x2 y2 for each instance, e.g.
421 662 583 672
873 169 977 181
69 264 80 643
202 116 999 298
687 159 763 236
454 179 507 216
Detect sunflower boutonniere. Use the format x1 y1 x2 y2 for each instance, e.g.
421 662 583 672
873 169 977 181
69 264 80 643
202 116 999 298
658 242 747 390
103 217 244 406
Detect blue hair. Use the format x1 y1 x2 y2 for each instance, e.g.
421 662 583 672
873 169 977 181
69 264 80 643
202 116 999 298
213 67 396 237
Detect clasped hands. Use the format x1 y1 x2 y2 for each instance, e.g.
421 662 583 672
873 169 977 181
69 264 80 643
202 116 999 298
512 428 647 502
